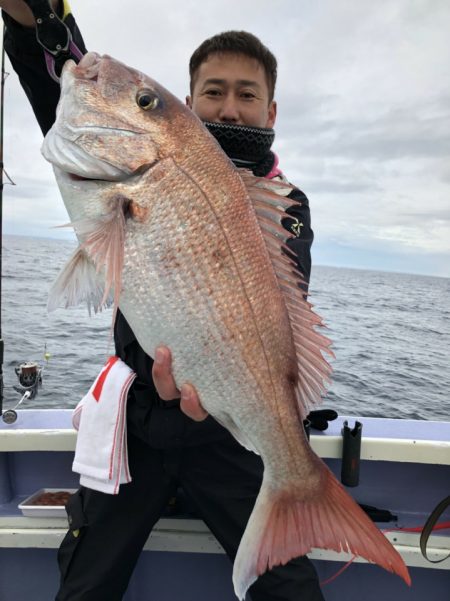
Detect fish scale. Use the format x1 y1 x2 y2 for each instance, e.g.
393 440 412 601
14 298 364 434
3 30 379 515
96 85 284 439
42 51 411 600
121 164 278 417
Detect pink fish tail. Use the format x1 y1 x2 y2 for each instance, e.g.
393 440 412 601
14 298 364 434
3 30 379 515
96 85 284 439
232 465 411 600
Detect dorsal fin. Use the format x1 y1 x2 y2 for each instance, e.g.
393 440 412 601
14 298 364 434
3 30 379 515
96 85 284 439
240 170 333 416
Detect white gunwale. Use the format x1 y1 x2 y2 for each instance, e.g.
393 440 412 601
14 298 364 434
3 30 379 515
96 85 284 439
1 429 449 465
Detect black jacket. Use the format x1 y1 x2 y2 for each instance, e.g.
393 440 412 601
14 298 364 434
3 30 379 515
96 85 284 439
3 6 314 448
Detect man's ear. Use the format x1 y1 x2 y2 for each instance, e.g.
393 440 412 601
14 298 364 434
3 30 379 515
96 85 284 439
266 100 277 128
186 95 193 109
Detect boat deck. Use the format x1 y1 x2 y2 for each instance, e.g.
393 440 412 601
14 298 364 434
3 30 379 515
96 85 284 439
1 410 449 600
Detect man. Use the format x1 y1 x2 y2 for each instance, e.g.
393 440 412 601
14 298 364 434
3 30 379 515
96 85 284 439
1 2 323 600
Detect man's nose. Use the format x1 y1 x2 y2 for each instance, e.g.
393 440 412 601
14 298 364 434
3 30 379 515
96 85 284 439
218 94 240 123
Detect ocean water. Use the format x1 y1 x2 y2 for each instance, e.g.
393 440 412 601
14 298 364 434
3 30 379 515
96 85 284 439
1 235 449 421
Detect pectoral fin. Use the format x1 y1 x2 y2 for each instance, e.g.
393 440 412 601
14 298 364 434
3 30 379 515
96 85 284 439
47 246 112 314
72 195 129 310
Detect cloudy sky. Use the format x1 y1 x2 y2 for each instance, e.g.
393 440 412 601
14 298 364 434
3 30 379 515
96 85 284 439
2 0 449 277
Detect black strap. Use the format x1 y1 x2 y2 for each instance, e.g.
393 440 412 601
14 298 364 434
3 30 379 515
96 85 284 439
22 0 84 81
420 496 450 563
23 0 71 56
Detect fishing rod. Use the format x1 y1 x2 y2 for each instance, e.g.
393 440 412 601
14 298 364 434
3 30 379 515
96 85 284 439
0 24 6 417
0 2 82 424
0 25 19 420
0 24 45 424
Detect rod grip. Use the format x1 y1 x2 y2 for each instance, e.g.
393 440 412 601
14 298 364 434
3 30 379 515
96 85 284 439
0 338 3 417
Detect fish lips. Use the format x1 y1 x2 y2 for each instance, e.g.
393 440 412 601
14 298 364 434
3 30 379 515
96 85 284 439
42 129 137 182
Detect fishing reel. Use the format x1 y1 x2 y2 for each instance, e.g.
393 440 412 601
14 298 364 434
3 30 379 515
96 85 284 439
1 362 43 424
14 361 43 397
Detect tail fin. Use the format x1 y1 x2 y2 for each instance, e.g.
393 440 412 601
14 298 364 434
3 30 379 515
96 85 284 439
232 464 411 600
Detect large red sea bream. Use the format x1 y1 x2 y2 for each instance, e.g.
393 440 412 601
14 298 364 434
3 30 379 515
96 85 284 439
42 52 410 599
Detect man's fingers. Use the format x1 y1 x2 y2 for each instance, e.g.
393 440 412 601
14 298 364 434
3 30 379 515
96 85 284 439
153 346 208 421
152 346 180 400
180 384 209 422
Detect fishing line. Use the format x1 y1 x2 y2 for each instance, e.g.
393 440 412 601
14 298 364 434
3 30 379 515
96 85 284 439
319 555 357 586
0 23 6 416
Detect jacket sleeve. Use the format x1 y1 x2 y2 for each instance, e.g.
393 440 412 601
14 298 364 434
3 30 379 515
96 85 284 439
2 2 87 136
282 187 313 285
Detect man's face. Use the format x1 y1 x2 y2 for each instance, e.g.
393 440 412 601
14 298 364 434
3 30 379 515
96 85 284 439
186 52 276 128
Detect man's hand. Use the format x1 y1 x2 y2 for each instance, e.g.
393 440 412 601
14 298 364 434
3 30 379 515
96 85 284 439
152 346 208 422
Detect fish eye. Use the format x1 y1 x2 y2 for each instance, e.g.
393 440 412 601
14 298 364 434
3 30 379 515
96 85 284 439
136 90 159 110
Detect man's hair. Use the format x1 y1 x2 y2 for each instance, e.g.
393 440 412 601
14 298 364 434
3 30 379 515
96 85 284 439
189 31 278 102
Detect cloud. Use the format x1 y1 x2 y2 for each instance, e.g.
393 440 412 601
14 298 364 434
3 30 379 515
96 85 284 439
1 0 449 277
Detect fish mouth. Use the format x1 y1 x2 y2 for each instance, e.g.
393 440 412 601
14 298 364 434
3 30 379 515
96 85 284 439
68 173 92 181
67 172 122 183
42 127 155 183
66 161 155 183
50 160 156 194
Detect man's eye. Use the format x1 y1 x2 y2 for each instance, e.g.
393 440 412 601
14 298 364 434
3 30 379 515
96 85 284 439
241 92 256 99
205 89 221 96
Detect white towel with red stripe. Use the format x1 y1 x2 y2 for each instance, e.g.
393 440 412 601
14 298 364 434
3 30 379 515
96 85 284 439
72 356 136 494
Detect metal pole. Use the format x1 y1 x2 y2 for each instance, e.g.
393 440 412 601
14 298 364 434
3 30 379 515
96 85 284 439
0 25 5 416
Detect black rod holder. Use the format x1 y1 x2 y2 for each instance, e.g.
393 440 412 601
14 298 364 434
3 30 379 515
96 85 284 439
341 420 362 487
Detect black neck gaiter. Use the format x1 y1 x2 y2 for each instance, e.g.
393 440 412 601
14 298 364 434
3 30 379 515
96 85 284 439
203 121 276 177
